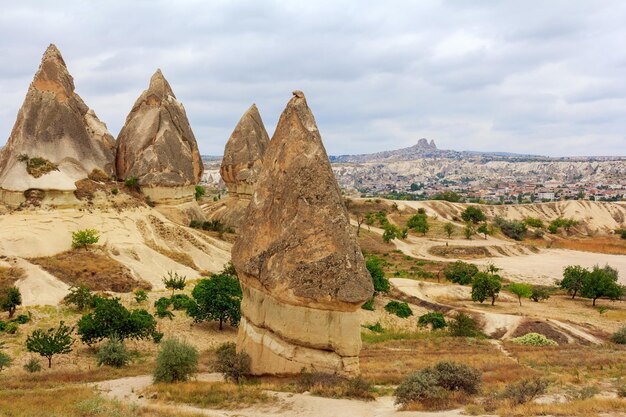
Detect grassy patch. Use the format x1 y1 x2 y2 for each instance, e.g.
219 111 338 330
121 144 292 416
492 397 626 417
429 245 491 259
0 266 26 289
30 250 150 292
19 155 59 178
145 381 273 409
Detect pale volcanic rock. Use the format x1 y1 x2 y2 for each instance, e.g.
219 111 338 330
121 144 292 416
115 69 203 188
0 44 116 196
220 104 270 197
232 91 373 376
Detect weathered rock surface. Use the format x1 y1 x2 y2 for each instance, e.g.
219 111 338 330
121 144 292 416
0 44 116 198
220 104 270 197
232 91 373 376
116 69 202 189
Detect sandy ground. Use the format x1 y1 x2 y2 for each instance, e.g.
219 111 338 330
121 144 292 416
94 373 469 417
0 207 231 305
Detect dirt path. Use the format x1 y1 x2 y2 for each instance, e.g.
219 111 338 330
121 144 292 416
93 373 469 417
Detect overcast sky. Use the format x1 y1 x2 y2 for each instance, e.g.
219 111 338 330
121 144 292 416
0 1 625 156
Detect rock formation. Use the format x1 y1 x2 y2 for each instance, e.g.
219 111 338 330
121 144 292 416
232 91 374 376
0 44 116 207
220 104 270 197
116 69 203 204
204 104 269 229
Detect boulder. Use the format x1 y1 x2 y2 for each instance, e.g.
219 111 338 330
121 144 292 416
232 91 373 376
116 69 203 191
0 44 116 203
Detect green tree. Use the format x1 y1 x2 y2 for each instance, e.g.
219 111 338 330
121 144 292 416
461 206 486 224
464 222 473 240
71 229 99 250
366 256 389 293
187 274 242 330
444 261 479 285
77 297 158 345
471 273 502 306
530 286 551 302
494 217 527 241
1 286 22 318
63 285 95 311
382 223 403 242
194 185 206 200
162 272 186 296
508 283 533 306
477 223 490 239
580 265 625 306
407 213 429 236
559 265 589 299
444 222 454 239
26 321 74 368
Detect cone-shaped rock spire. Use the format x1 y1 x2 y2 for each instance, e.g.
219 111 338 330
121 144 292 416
0 44 116 193
220 104 270 197
115 69 202 187
232 91 373 376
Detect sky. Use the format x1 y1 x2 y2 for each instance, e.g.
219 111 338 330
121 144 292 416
0 1 625 157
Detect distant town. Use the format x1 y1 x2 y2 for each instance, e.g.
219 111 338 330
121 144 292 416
201 139 626 204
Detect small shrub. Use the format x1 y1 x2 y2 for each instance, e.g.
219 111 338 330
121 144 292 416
384 301 413 318
0 321 5 331
214 342 251 383
523 217 544 228
111 188 119 195
0 351 11 372
361 297 375 311
124 176 140 191
364 322 384 333
530 286 551 302
617 384 626 398
13 313 31 324
500 377 549 405
22 156 59 178
296 371 374 400
345 377 374 400
5 322 18 334
154 337 198 383
610 326 626 344
432 361 481 394
418 312 447 330
194 185 205 200
395 369 446 406
63 285 95 310
71 229 100 250
134 289 148 303
448 312 481 337
566 384 600 400
511 333 557 346
23 357 42 373
97 336 131 368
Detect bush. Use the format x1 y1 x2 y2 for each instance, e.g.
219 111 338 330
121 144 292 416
297 370 374 400
63 285 95 310
134 290 148 303
610 326 626 344
194 185 205 200
448 312 481 337
461 206 486 224
214 342 251 383
418 312 447 330
5 322 18 334
511 333 557 346
153 337 198 383
361 297 375 311
0 321 5 331
500 377 548 405
530 286 551 302
395 369 447 406
23 357 42 373
13 313 31 324
0 286 22 318
366 256 389 293
124 176 139 191
523 217 544 228
71 229 100 250
0 351 11 372
97 336 131 368
444 261 479 285
432 362 481 394
384 301 413 318
494 216 527 241
364 322 384 333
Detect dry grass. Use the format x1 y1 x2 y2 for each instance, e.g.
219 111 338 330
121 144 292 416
357 229 396 254
505 343 626 384
0 386 206 417
428 245 491 259
360 336 535 389
145 381 274 409
146 241 198 270
30 249 151 292
493 397 626 417
0 266 26 288
402 390 472 411
529 235 626 255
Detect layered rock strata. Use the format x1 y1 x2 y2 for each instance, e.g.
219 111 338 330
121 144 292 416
116 69 202 204
232 91 373 376
0 44 116 207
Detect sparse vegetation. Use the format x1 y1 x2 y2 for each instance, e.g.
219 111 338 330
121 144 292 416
153 337 198 383
610 326 626 344
494 216 527 241
500 377 549 405
18 154 59 177
296 370 375 400
361 297 375 311
0 351 11 372
448 312 482 337
214 342 251 383
63 285 95 311
25 321 74 368
124 176 140 191
23 357 42 373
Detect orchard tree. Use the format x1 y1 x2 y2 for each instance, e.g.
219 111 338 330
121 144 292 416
464 222 474 240
461 206 486 224
1 286 22 318
162 272 186 296
26 321 74 368
71 229 99 250
477 223 490 239
580 265 624 306
187 273 242 330
407 213 429 236
471 273 502 306
508 283 533 306
444 222 454 239
559 265 589 299
444 261 479 285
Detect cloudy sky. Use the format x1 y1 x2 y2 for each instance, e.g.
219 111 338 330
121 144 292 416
0 1 625 156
